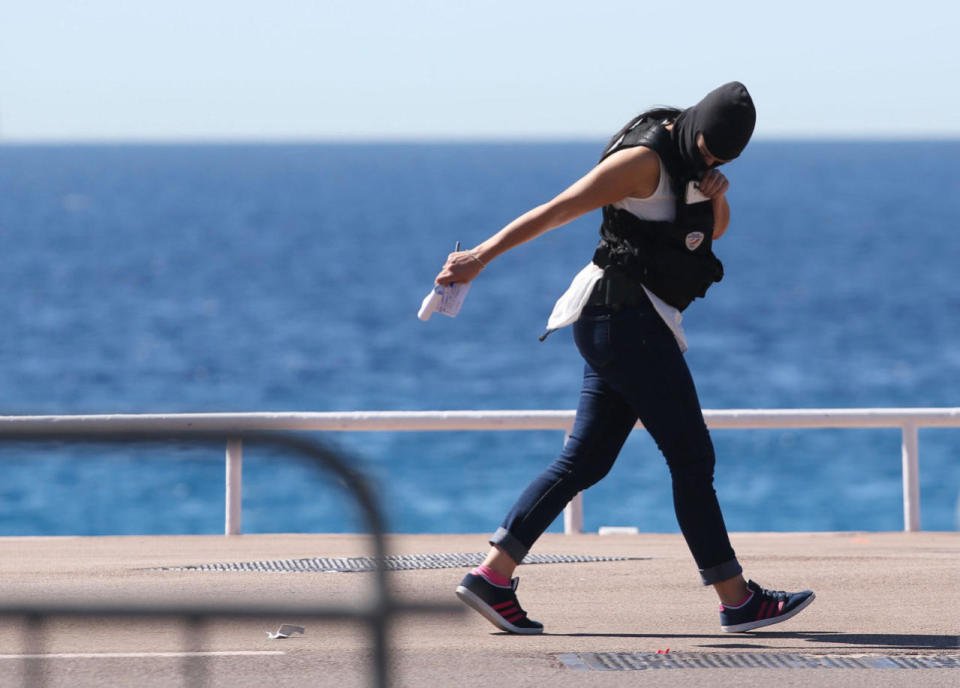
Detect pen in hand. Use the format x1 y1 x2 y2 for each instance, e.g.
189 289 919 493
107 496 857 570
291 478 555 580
451 241 460 285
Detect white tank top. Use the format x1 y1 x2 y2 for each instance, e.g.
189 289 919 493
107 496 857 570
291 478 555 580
612 156 676 221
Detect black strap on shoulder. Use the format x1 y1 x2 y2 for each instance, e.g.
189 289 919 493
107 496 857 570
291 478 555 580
601 120 684 191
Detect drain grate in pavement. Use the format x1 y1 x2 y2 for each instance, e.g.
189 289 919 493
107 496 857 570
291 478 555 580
159 552 643 573
558 652 960 671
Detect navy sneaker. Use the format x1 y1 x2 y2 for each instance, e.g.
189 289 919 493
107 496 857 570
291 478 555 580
720 579 815 632
455 572 544 634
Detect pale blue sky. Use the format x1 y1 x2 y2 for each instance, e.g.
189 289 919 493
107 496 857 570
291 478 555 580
1 0 957 141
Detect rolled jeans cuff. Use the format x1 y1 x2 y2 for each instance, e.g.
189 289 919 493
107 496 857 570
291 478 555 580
699 557 742 586
490 527 528 565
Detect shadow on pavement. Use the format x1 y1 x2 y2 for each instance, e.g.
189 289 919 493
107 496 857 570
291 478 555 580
545 631 959 651
766 631 959 651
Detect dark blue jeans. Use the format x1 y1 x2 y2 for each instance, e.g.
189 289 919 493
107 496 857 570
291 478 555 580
491 298 741 585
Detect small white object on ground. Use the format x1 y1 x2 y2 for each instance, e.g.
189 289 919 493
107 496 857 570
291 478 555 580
598 526 640 535
266 624 305 639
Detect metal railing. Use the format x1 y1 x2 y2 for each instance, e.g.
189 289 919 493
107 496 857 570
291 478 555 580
2 407 959 533
0 431 460 688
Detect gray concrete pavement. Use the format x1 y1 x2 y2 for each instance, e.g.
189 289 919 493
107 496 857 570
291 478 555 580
0 531 957 686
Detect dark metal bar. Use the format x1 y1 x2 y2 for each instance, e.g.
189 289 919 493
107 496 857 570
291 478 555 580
182 615 208 688
0 431 459 688
23 614 46 688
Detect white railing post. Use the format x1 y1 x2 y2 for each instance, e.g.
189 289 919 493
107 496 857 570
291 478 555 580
561 432 584 534
564 493 584 534
225 438 243 535
901 423 920 532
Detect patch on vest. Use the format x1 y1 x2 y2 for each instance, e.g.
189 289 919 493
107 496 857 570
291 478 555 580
685 232 705 251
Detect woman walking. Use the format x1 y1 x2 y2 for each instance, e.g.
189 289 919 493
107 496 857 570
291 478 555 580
435 82 814 634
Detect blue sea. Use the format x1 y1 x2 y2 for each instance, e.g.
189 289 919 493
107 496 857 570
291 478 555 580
1 141 958 536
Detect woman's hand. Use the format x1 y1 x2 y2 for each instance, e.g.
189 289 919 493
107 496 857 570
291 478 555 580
435 250 486 286
697 169 729 199
697 169 731 239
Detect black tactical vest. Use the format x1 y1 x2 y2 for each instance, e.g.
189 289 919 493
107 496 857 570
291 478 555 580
592 120 724 311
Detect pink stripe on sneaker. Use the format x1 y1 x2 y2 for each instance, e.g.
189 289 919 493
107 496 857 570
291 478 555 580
492 600 515 611
505 611 525 623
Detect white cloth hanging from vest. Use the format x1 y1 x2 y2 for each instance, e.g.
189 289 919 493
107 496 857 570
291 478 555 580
544 262 688 353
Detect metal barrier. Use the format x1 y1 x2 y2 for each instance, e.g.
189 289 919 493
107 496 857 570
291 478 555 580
2 407 959 534
0 431 460 688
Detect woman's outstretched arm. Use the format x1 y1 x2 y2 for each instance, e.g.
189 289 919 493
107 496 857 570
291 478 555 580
434 146 660 286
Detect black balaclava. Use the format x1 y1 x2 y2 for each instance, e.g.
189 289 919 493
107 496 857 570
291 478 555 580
672 81 756 178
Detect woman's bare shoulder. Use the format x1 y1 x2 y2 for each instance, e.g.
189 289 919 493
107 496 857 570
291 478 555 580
598 145 661 199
